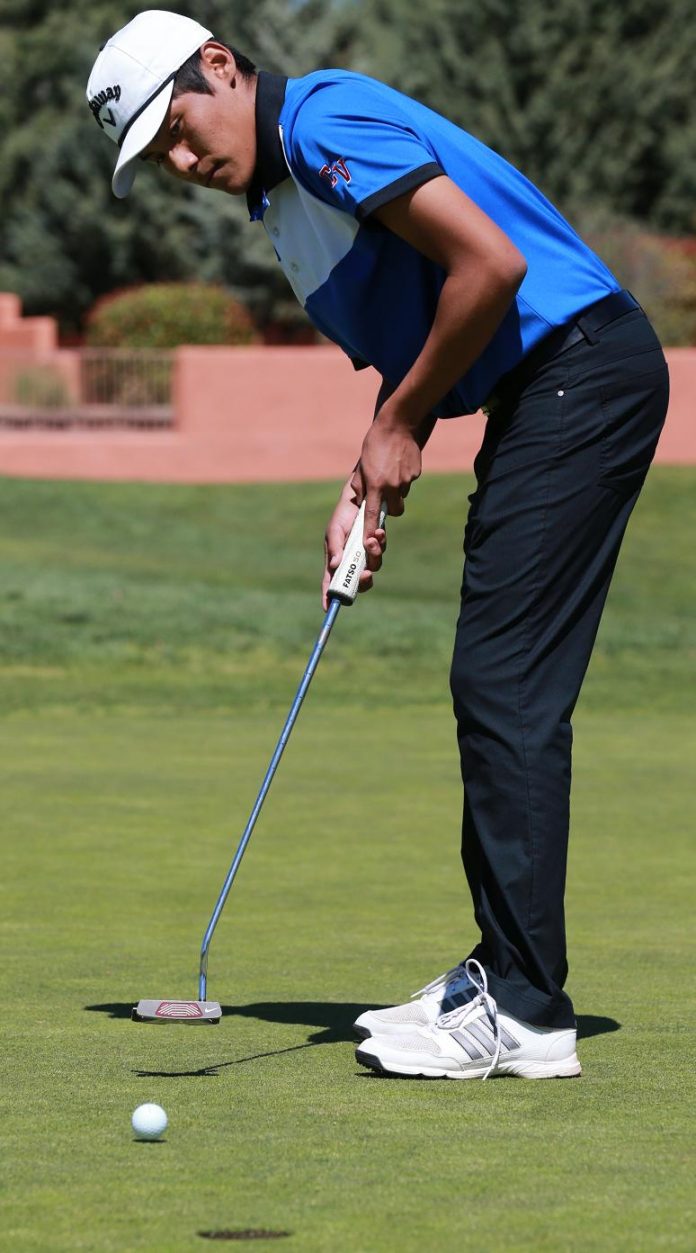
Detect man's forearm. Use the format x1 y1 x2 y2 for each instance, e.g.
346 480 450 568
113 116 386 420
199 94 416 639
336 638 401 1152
371 178 528 435
381 266 524 433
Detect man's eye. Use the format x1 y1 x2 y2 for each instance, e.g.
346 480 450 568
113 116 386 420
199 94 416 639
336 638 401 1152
170 118 181 139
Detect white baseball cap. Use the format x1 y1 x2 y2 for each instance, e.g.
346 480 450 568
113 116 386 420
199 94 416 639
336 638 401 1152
86 10 212 198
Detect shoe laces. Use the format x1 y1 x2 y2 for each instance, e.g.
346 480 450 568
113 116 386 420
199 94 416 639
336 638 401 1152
411 961 469 999
437 959 501 1081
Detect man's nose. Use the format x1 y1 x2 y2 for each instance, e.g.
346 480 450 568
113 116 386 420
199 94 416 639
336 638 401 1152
168 144 197 176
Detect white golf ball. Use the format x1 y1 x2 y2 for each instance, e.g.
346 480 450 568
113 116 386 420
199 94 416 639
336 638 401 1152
131 1102 168 1140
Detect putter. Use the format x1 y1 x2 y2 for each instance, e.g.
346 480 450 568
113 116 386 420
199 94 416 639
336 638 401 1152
133 501 385 1024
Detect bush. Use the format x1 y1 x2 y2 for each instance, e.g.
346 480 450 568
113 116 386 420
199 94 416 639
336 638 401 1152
85 283 257 348
13 367 72 409
573 208 696 346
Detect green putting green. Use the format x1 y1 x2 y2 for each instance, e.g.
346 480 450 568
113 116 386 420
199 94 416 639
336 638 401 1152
1 471 693 1251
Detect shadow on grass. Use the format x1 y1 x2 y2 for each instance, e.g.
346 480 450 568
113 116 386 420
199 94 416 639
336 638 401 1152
576 1015 620 1038
85 1004 620 1038
133 1041 318 1078
86 1003 137 1020
84 1000 387 1078
84 1004 620 1078
85 1000 382 1040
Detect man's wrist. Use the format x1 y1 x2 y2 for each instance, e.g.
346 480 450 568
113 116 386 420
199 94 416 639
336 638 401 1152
375 397 424 435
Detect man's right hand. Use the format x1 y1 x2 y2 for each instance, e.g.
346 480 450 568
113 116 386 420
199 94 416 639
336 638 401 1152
322 478 386 610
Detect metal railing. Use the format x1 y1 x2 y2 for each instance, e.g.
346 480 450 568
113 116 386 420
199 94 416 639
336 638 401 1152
0 349 174 429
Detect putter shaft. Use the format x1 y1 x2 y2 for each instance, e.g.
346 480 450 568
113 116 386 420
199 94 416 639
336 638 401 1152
198 596 342 999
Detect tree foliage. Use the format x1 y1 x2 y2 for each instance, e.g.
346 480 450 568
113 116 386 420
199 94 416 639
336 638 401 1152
1 0 694 333
352 0 696 232
0 0 359 331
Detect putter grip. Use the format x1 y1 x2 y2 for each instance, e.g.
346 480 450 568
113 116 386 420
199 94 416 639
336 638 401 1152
328 501 387 606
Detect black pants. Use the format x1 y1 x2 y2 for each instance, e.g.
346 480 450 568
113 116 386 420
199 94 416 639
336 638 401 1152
450 299 669 1028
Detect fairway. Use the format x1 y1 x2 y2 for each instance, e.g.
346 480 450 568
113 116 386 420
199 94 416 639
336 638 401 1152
1 471 694 1251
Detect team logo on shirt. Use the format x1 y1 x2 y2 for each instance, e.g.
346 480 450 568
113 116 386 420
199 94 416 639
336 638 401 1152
319 157 352 189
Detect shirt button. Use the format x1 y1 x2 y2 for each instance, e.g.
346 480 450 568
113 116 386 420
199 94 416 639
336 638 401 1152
272 227 280 237
290 262 300 272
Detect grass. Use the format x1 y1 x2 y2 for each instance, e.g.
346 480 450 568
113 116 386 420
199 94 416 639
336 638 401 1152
0 470 694 1251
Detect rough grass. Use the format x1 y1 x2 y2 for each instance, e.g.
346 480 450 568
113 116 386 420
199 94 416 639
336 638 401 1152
0 471 694 1251
0 468 693 714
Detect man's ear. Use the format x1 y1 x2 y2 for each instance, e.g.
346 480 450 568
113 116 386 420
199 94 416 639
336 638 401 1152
199 41 236 84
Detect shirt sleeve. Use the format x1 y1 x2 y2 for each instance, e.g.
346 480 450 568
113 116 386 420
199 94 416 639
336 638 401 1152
285 78 444 221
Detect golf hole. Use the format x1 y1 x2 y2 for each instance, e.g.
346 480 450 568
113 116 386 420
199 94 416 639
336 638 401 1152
198 1232 291 1242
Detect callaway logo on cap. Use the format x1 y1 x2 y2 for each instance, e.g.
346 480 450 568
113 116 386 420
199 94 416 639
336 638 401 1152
86 10 212 198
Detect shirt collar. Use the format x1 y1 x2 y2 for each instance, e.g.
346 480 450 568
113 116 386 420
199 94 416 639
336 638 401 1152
247 70 289 220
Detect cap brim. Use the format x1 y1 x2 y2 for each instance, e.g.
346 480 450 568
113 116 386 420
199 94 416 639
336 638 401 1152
111 79 175 199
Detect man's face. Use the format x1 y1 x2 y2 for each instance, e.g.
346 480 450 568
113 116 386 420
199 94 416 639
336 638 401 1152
142 43 257 195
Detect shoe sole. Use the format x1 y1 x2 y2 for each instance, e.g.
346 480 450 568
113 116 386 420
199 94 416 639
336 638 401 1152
353 1022 371 1040
356 1047 581 1080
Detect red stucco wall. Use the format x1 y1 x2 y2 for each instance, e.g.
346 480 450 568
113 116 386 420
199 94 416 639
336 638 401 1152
0 296 693 483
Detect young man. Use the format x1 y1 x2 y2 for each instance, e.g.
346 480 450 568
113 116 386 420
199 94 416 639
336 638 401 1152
87 11 669 1079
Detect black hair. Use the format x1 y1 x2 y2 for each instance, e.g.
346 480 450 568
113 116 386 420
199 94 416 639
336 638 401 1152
172 44 257 97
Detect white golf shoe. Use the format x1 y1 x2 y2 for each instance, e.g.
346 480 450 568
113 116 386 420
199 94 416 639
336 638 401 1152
355 960 581 1080
353 961 478 1039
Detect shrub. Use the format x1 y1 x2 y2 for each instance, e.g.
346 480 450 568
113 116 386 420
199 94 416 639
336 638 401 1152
13 367 72 409
86 283 257 348
573 208 696 346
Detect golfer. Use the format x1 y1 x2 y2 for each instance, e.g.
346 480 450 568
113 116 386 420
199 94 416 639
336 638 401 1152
87 11 669 1079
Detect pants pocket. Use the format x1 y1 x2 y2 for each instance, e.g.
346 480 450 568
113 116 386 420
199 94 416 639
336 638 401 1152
599 357 669 495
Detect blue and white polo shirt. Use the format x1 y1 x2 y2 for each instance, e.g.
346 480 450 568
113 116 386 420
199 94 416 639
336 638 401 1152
247 71 620 416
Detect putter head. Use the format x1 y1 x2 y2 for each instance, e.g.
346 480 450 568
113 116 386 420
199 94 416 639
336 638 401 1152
132 999 221 1024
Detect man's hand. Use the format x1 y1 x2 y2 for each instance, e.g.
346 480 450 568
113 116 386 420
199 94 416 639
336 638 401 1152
354 408 422 554
322 478 386 609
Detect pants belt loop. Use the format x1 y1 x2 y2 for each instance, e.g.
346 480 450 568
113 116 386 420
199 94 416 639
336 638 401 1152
576 313 600 346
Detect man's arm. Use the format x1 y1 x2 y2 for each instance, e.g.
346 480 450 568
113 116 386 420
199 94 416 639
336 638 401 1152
357 175 527 555
322 378 438 609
